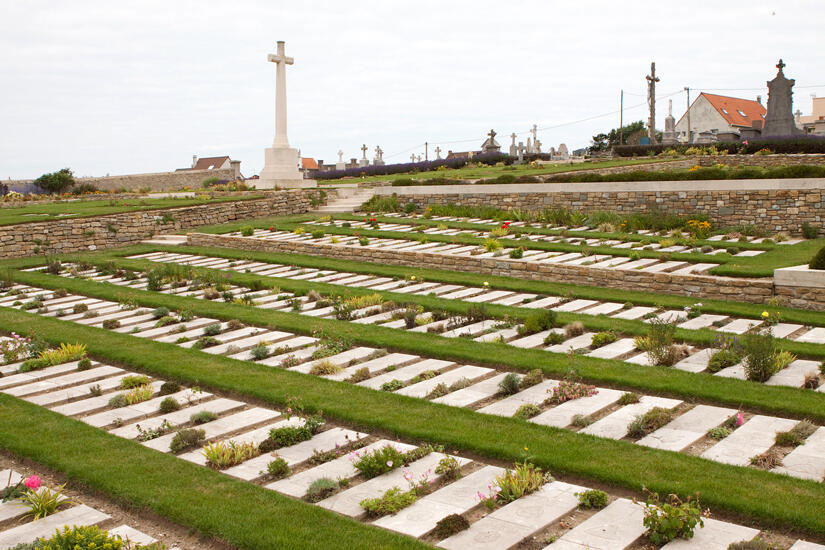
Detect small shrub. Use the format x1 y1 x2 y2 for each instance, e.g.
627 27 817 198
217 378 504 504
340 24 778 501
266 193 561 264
347 367 370 383
513 403 541 420
727 538 779 550
801 222 819 239
546 378 597 404
193 336 220 349
203 440 260 469
34 525 124 550
432 513 470 538
360 486 417 518
72 303 88 314
517 310 557 336
381 379 405 392
76 357 92 371
305 477 339 502
577 489 609 509
627 407 673 439
775 420 817 447
249 343 269 361
191 410 218 424
151 307 170 319
564 322 585 338
203 323 222 336
266 457 290 479
309 359 342 376
543 332 565 346
352 445 407 478
159 397 181 413
642 492 704 544
240 225 254 237
707 426 731 440
810 245 825 270
571 414 593 428
742 330 779 382
169 428 205 453
509 247 524 259
519 369 543 388
426 383 450 400
487 462 552 506
120 374 151 389
434 456 462 481
707 348 742 373
159 381 180 395
590 331 616 348
750 448 783 469
449 377 472 391
101 318 120 329
498 372 521 395
617 392 641 405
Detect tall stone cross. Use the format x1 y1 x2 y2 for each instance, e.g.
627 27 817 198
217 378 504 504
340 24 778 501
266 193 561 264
488 129 496 141
531 124 538 143
267 41 294 148
416 155 422 162
434 146 442 160
646 62 660 144
777 58 786 73
360 144 368 159
375 146 383 160
410 154 416 162
337 150 344 162
516 141 526 162
510 133 516 146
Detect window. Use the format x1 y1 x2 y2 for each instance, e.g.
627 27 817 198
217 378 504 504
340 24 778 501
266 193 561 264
737 109 747 117
761 114 766 119
720 108 729 115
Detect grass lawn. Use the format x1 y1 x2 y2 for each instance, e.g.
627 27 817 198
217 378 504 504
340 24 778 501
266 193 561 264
3 309 825 539
0 194 264 226
318 158 680 185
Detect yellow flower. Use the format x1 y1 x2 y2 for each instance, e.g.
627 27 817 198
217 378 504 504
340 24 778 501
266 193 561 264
761 311 770 318
483 281 489 287
523 446 528 451
410 275 416 281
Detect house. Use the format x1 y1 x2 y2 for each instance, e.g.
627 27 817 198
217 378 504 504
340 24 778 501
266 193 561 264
177 155 242 179
674 93 766 143
301 157 319 176
799 97 825 136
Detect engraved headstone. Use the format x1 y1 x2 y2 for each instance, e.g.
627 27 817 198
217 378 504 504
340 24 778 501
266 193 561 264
762 59 805 136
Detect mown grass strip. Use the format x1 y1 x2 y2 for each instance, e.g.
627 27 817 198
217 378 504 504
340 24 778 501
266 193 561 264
0 395 429 550
5 268 825 426
2 309 825 539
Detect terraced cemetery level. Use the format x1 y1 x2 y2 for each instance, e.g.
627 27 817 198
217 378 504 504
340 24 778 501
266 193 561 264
2 344 824 550
4 283 825 482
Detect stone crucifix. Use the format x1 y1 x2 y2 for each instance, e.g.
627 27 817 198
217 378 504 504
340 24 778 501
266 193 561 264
375 146 383 160
267 41 294 148
531 124 538 144
360 144 368 159
434 146 442 160
337 150 344 162
410 154 416 162
416 155 422 162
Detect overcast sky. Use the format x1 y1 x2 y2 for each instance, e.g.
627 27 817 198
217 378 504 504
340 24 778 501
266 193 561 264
2 0 823 179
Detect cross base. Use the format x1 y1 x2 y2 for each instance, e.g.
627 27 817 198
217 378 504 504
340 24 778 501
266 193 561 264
259 146 314 189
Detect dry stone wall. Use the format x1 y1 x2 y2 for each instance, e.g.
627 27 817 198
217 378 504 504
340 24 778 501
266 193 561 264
697 153 825 168
0 190 323 259
187 233 783 307
377 181 824 233
7 167 238 193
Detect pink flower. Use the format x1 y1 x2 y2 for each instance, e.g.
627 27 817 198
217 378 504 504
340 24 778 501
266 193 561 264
736 412 744 427
386 460 394 468
24 475 41 490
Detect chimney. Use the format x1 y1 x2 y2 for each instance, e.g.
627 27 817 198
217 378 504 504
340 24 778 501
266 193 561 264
756 95 762 105
192 155 198 168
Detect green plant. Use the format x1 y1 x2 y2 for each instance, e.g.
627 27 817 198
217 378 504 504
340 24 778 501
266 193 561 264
564 322 585 338
497 372 521 395
309 359 342 376
101 318 120 329
305 477 338 502
347 367 371 383
202 323 222 336
571 414 592 428
120 374 151 389
108 384 153 407
707 426 732 440
33 167 75 194
311 230 325 239
487 462 552 506
159 381 180 396
801 222 820 239
627 407 673 439
642 492 704 544
509 247 524 259
644 319 685 366
35 525 126 550
434 455 462 481
169 428 206 453
360 485 418 517
519 369 543 389
577 489 609 509
381 379 405 392
191 411 218 425
249 343 269 361
432 513 470 538
203 440 260 469
708 348 742 373
193 336 220 349
76 357 92 371
351 445 406 478
775 420 817 447
543 332 565 346
517 310 557 336
21 483 69 519
743 330 779 382
727 538 779 550
617 392 641 405
265 457 290 479
483 238 502 252
590 331 617 349
159 397 181 413
240 225 254 237
426 383 450 400
154 315 178 328
810 245 825 270
513 403 541 420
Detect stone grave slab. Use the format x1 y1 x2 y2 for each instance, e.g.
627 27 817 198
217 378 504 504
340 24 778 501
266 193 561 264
358 359 454 390
580 396 682 439
578 302 624 316
433 373 508 408
586 338 637 359
477 380 559 417
774 427 825 481
291 347 377 374
0 505 110 549
0 362 83 390
702 415 798 466
546 498 645 550
673 349 715 373
531 388 623 429
638 405 736 451
396 365 492 398
678 314 728 330
51 381 166 417
4 366 124 397
143 407 281 452
767 359 820 387
104 396 237 436
796 328 825 344
546 332 594 353
717 319 761 335
552 299 599 313
660 517 759 549
327 353 420 381
611 306 656 320
521 296 564 309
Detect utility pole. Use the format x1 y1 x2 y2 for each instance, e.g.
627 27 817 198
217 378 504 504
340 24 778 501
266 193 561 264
619 90 624 145
646 62 659 144
424 142 428 162
684 87 691 144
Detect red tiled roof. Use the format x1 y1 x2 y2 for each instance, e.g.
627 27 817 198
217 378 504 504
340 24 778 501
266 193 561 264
701 93 766 128
301 157 318 170
191 156 230 170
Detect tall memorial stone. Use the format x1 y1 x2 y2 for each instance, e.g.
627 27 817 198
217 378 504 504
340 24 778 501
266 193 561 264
762 59 805 137
662 99 678 145
481 129 501 153
259 41 314 188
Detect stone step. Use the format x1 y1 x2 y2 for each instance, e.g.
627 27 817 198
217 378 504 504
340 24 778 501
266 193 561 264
0 505 111 549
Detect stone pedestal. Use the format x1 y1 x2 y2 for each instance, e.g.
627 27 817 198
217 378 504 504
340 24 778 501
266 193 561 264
259 146 313 188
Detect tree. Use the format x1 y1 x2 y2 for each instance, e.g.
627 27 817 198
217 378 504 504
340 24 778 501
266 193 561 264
589 121 647 152
33 168 75 194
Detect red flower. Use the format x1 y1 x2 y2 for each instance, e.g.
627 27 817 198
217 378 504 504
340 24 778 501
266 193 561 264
269 226 274 231
371 218 376 222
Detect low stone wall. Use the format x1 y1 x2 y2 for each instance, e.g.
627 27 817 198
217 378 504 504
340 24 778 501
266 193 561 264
7 167 238 193
697 154 825 168
0 190 324 259
374 179 825 233
187 233 782 306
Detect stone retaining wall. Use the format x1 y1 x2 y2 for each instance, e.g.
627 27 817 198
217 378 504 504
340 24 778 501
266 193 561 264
697 154 825 168
0 190 324 259
375 180 824 233
6 167 239 193
187 232 783 307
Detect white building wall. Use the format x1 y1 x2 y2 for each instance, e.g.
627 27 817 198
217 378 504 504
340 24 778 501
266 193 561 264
674 95 734 142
